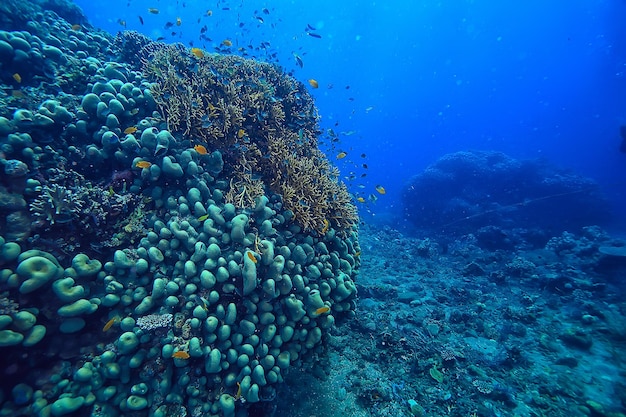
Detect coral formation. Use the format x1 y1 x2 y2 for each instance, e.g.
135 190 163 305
0 2 360 416
140 41 357 234
402 150 609 237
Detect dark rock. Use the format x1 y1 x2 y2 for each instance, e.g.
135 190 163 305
402 151 609 236
558 329 593 350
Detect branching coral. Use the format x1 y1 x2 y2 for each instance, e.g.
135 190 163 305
142 45 358 233
30 184 83 225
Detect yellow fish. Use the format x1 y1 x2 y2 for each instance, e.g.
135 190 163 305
123 126 138 135
247 251 258 264
237 128 246 139
336 152 347 159
135 160 152 169
356 197 365 203
321 219 330 234
102 316 119 332
198 214 209 221
375 185 386 195
172 351 190 359
176 17 182 26
314 306 330 316
194 144 208 155
308 79 319 89
191 47 205 58
12 73 21 83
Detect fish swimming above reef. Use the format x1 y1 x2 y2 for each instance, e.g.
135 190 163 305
172 351 190 359
292 52 303 68
314 306 330 316
148 7 159 14
191 47 205 58
102 316 120 332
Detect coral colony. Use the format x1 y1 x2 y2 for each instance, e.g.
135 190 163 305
0 5 358 417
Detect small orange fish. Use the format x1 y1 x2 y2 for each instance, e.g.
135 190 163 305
314 306 330 316
102 316 119 332
336 152 347 159
172 351 190 359
194 144 208 155
12 73 21 83
71 24 82 30
375 185 386 195
176 17 182 26
247 252 257 264
191 47 205 58
222 39 233 47
308 79 319 89
237 129 246 139
123 126 138 135
135 160 152 169
148 8 159 14
321 219 330 234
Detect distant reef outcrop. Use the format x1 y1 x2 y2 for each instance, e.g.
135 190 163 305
402 150 610 238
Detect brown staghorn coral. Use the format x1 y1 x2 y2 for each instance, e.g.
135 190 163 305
142 44 357 233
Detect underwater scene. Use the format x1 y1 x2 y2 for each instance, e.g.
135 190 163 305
0 0 625 416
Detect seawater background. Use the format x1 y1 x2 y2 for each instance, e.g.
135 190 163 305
74 0 626 230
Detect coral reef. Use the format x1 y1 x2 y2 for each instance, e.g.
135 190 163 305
0 2 360 417
140 42 357 234
402 150 609 237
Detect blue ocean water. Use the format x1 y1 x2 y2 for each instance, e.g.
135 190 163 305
1 1 625 416
75 0 626 229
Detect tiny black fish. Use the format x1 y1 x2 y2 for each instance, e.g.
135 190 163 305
165 21 174 29
307 23 316 31
138 15 144 25
306 32 321 39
